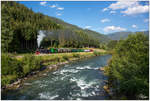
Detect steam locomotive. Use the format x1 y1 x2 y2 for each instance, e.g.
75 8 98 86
35 48 93 54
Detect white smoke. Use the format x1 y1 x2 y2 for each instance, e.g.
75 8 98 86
37 30 46 48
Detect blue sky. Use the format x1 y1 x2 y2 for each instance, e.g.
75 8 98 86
19 1 149 34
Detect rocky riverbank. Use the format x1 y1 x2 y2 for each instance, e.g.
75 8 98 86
2 55 94 91
99 66 113 98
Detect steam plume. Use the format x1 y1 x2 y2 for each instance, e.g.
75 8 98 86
37 30 46 48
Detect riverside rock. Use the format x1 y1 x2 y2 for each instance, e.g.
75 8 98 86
43 73 47 76
103 85 113 97
103 85 109 93
99 67 105 71
13 80 21 85
24 83 32 86
16 84 21 88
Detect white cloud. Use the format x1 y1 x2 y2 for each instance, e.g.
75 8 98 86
49 4 56 8
102 8 108 12
104 26 127 32
40 1 47 6
144 18 149 23
104 1 149 15
57 7 64 10
132 24 137 28
101 18 110 23
56 13 62 16
85 26 92 29
108 1 138 10
121 5 149 15
110 11 116 14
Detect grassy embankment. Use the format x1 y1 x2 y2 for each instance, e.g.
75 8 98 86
2 49 108 87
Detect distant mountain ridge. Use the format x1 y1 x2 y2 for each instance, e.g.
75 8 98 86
107 31 149 40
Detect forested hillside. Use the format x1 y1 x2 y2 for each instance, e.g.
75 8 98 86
84 29 110 43
2 1 109 53
107 31 149 40
2 1 62 53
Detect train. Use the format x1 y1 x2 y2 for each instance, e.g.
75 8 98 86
35 48 93 54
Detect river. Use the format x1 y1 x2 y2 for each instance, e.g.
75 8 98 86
2 55 112 100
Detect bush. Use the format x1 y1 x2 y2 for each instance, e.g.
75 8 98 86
1 54 42 86
106 40 118 50
1 75 17 87
22 55 42 76
62 55 69 61
54 57 61 62
73 53 80 58
1 53 23 77
93 51 102 56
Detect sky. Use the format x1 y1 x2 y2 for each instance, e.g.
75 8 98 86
19 1 149 34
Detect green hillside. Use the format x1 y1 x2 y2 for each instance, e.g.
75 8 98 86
2 1 110 53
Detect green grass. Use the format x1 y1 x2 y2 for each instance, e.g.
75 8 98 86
72 53 80 58
93 51 107 56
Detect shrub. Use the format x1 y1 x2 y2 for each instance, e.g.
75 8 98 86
73 53 80 58
62 55 69 61
1 75 17 87
55 57 61 62
93 51 102 56
1 53 23 77
22 55 42 76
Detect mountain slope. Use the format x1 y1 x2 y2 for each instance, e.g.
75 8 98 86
107 31 134 40
84 29 111 43
49 17 110 43
107 31 149 40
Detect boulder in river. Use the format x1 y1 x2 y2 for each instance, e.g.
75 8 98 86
103 85 113 97
43 73 47 76
13 80 21 85
24 83 32 86
16 84 21 88
7 84 14 88
103 85 109 93
99 67 105 71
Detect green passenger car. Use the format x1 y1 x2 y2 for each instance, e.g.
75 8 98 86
50 48 55 53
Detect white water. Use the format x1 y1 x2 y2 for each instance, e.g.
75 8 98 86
2 55 112 100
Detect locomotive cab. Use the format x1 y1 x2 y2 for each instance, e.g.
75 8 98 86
35 49 40 55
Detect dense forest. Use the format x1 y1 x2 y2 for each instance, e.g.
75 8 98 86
1 1 63 53
1 1 109 53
